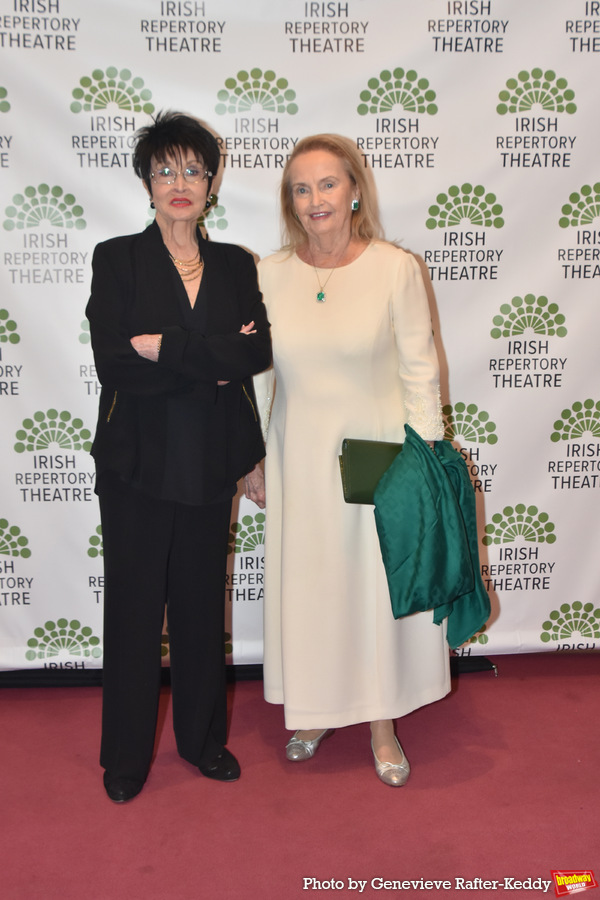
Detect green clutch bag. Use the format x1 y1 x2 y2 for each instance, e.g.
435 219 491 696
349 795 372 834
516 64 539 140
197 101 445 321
339 438 403 504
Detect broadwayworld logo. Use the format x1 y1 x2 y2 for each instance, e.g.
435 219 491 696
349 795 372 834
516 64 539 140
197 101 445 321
357 67 438 116
551 869 598 897
490 294 567 339
496 68 577 115
215 68 298 115
426 183 504 230
70 67 155 114
3 185 86 231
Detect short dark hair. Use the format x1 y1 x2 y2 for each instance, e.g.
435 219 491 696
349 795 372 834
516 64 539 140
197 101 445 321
132 110 221 194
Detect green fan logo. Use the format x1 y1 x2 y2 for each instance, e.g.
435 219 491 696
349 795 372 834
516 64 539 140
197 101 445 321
3 185 86 231
540 602 600 644
87 526 103 558
199 194 228 232
224 631 233 655
215 68 298 115
25 618 102 661
0 86 10 113
443 403 498 444
79 320 91 344
14 409 92 453
0 309 20 344
491 295 567 339
483 505 556 546
426 184 504 230
228 513 266 554
558 183 600 228
357 68 438 116
496 69 576 116
0 518 31 558
550 400 600 443
71 67 154 114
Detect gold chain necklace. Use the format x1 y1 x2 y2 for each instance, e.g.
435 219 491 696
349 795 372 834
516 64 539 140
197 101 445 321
168 249 204 282
309 242 350 303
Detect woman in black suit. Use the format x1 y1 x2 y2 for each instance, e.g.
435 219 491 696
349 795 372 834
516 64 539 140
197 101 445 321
86 111 271 803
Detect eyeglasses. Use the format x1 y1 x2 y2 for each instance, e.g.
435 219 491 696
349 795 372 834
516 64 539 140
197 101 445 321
151 166 211 185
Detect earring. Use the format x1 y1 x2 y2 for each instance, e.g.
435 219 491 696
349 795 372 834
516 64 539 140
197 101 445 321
150 201 155 209
351 199 359 211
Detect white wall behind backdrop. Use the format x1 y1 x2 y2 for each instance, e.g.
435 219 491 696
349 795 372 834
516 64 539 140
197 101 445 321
1 0 598 672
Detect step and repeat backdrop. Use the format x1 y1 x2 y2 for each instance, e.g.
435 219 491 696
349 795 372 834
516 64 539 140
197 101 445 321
1 0 598 672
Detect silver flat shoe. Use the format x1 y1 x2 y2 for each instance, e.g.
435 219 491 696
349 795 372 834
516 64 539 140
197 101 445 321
371 736 410 787
285 729 332 761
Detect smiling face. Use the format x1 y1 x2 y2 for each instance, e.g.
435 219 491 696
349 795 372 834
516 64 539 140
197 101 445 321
147 149 209 227
288 149 359 248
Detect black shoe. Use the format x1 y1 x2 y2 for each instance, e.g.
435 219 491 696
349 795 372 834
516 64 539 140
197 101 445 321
198 747 241 782
103 771 145 803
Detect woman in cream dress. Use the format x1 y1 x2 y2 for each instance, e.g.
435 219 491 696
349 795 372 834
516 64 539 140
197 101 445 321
246 135 450 786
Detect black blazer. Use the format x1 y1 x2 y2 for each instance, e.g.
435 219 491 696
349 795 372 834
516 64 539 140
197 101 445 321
86 222 271 501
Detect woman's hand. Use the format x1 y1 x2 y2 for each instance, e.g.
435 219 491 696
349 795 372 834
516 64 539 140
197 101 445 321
244 463 266 509
130 334 161 362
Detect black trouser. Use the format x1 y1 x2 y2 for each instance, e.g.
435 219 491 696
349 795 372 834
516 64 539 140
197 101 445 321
98 474 232 781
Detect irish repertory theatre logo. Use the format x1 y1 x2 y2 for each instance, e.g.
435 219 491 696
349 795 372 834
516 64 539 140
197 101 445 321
14 409 92 453
496 68 576 115
490 294 567 339
426 184 504 230
558 183 600 228
483 505 556 546
215 68 298 115
87 526 103 559
70 67 155 114
228 513 265 554
443 403 498 444
25 619 102 662
0 309 20 344
0 86 9 113
541 603 600 645
3 185 86 231
357 68 438 116
550 399 600 442
0 518 31 558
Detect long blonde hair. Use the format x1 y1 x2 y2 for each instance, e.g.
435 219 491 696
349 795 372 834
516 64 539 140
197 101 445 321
280 134 384 251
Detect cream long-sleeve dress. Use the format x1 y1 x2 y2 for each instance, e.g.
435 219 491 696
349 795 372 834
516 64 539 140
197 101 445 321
255 241 451 730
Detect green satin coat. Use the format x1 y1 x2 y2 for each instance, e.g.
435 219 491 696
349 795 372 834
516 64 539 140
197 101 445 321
374 424 491 649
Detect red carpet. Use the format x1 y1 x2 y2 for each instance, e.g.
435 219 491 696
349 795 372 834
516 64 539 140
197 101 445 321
1 652 598 899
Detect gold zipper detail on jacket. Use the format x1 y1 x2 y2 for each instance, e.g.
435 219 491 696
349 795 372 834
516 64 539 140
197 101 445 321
242 384 258 421
107 390 117 422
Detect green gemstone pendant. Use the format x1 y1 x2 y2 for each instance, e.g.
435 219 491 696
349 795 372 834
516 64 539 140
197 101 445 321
316 291 326 302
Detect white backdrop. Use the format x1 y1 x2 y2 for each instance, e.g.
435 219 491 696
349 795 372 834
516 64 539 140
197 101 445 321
1 0 598 672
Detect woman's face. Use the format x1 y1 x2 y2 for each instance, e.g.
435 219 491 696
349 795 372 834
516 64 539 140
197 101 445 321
147 149 209 226
288 149 359 246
